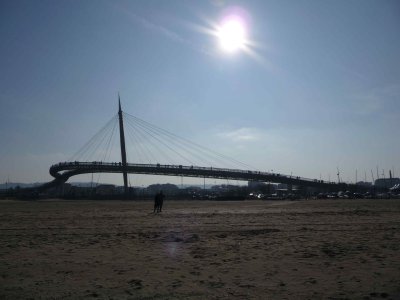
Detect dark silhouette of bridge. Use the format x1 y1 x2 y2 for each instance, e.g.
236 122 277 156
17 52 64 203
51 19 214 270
36 98 376 195
47 161 345 191
2 97 382 196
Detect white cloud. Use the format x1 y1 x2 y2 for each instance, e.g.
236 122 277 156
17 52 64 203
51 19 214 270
217 127 262 142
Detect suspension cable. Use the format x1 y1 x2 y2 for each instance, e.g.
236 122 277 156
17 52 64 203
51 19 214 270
68 114 118 162
124 112 255 169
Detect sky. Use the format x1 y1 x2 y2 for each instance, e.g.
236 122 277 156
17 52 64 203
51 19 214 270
1 0 399 186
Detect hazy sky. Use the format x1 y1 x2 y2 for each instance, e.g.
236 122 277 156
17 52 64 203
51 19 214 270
1 0 399 186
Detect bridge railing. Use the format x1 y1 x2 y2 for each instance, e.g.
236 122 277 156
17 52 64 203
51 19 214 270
51 161 339 185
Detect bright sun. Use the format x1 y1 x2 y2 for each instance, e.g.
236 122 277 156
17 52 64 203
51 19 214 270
217 18 246 53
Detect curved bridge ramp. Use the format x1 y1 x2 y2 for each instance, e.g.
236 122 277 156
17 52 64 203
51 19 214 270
48 161 357 191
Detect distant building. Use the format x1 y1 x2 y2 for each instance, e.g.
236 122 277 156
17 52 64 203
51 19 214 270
46 183 72 197
375 178 400 188
248 181 276 194
277 183 288 190
96 184 116 195
356 181 372 187
147 183 179 195
248 181 267 190
211 184 239 192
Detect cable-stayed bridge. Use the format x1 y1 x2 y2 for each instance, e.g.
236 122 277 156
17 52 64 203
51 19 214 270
1 98 381 197
47 162 339 190
26 98 371 195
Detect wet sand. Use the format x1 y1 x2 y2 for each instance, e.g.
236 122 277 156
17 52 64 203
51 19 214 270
0 199 399 299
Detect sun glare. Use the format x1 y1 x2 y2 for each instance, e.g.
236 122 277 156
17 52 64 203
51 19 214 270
217 17 246 53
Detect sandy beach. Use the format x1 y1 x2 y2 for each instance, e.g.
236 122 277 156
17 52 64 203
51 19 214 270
0 199 399 299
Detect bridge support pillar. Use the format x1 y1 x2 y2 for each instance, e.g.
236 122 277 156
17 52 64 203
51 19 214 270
118 96 129 197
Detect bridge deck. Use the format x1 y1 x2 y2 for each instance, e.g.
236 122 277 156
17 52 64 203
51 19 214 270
48 161 353 191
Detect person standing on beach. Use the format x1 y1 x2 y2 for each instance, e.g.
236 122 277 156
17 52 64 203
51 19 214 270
158 191 165 212
153 192 160 213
